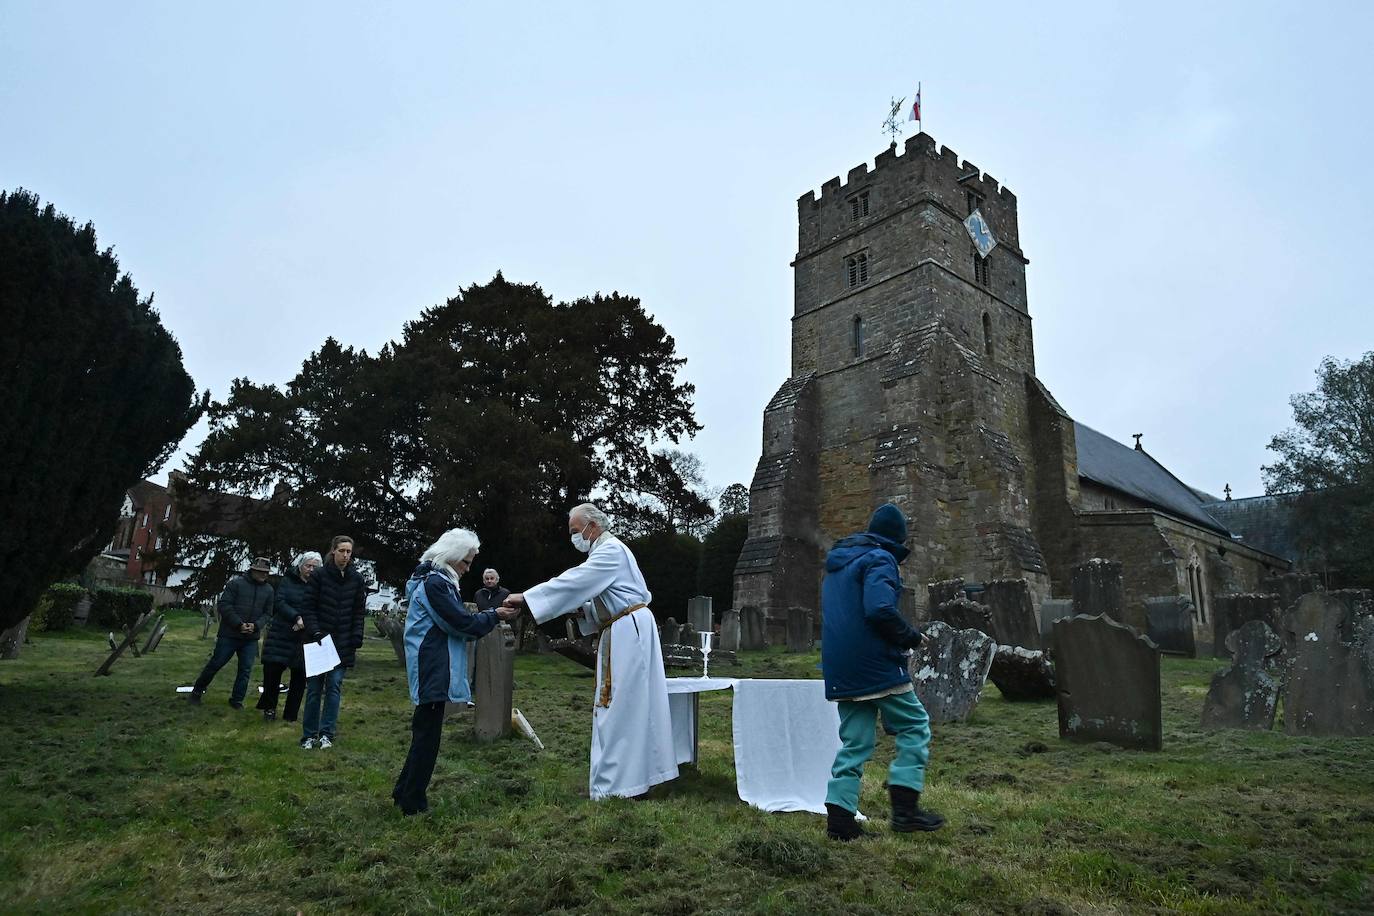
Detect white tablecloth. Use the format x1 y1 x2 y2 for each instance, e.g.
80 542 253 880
665 677 843 814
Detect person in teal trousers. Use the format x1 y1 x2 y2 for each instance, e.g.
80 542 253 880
820 503 945 841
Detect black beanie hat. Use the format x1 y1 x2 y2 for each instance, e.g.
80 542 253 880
867 503 908 543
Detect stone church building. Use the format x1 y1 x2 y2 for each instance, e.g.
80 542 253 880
733 132 1288 645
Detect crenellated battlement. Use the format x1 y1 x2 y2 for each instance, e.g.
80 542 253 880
797 132 1017 211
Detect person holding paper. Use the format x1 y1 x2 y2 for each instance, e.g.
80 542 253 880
502 503 678 800
299 535 368 749
820 503 944 841
189 557 274 709
392 528 519 815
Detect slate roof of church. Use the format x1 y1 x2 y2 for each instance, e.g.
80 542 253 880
1199 493 1301 564
1073 421 1231 535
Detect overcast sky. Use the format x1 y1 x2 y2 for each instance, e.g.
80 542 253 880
4 2 1371 502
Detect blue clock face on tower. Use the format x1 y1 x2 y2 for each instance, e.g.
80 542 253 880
964 209 997 258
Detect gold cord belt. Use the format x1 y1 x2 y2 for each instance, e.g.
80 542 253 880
597 602 648 708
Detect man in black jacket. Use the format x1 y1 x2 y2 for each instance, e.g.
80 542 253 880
299 535 367 749
190 557 275 709
471 568 513 695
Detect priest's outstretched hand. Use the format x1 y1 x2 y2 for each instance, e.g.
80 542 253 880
502 593 527 610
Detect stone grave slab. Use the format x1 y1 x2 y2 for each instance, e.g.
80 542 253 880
989 645 1056 701
719 609 741 652
1071 559 1130 627
687 595 713 634
660 617 681 647
1040 599 1074 646
740 606 768 650
1053 614 1161 750
1145 596 1196 657
927 578 965 612
1212 593 1280 659
1280 592 1374 737
785 606 813 652
1260 573 1321 612
473 623 516 741
1201 619 1283 730
984 579 1041 649
932 597 992 635
909 620 996 723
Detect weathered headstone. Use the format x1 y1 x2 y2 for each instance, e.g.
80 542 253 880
740 606 768 650
719 609 741 652
94 611 155 677
1071 559 1130 627
1144 596 1196 657
1280 592 1374 737
473 622 516 741
1053 614 1162 751
932 596 992 635
785 606 813 652
660 617 681 647
908 621 996 723
687 596 713 634
983 579 1041 649
927 578 965 612
73 594 91 625
679 622 697 649
1260 572 1321 612
989 645 1056 701
1040 599 1074 646
1201 620 1283 730
374 615 407 667
141 615 168 654
1211 593 1280 659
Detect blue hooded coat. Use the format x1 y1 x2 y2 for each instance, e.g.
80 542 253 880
403 561 500 705
819 532 926 700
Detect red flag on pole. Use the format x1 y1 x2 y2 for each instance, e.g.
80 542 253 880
908 86 921 123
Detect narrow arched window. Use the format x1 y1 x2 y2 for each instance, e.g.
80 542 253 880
982 312 994 357
852 315 865 359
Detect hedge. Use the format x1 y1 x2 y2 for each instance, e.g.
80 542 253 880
34 583 87 632
90 587 155 630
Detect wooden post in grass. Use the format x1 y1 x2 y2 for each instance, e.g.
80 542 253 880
94 611 155 676
473 622 515 741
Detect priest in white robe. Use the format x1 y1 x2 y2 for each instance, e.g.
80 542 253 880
503 503 679 799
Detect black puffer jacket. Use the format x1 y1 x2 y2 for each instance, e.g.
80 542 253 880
302 557 367 667
262 568 308 667
216 573 274 642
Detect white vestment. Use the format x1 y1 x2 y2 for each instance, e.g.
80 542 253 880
525 533 679 799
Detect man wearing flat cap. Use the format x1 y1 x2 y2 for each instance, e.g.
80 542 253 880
189 557 275 709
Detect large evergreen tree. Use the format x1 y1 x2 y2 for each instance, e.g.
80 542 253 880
0 190 202 637
179 274 701 597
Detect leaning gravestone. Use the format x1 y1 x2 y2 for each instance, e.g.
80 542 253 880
1280 592 1374 737
1053 614 1162 750
909 621 996 723
687 596 713 634
1211 593 1280 659
989 645 1056 701
1145 596 1196 657
1201 620 1283 730
1040 599 1074 647
933 597 992 635
785 607 813 652
740 606 768 650
1071 559 1130 627
984 579 1041 649
927 578 965 612
719 609 741 652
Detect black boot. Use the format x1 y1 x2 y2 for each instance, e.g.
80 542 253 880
825 803 869 841
890 785 944 832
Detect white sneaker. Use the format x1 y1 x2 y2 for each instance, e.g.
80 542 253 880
300 737 315 750
319 735 334 749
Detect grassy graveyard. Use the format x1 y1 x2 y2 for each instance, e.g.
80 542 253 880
1 614 1371 915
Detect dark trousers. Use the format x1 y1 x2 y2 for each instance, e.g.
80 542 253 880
193 636 258 704
256 662 306 720
393 701 445 814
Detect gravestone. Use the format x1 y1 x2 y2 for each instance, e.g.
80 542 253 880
932 597 992 635
374 615 406 666
719 609 741 652
785 607 813 652
687 596 713 634
1071 559 1130 627
679 622 697 649
141 615 169 654
983 579 1041 649
94 611 155 677
660 617 681 647
73 595 92 625
1211 593 1280 659
662 643 738 669
927 578 965 612
200 607 215 639
740 606 768 650
1260 573 1321 612
1201 620 1283 730
1280 592 1374 737
1040 599 1074 646
989 645 1056 701
1053 614 1162 750
1144 596 1196 657
908 621 996 723
473 622 516 741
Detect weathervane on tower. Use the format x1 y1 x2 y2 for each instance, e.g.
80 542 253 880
882 83 922 146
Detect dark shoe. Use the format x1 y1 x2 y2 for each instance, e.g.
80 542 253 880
890 785 945 833
188 692 202 706
229 700 244 710
825 803 869 842
262 709 276 722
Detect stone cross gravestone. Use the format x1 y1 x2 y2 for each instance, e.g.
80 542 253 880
740 605 768 650
908 620 996 723
1053 614 1162 750
1144 596 1196 657
687 596 713 634
719 609 741 652
1211 593 1280 659
1280 592 1374 737
1201 619 1283 730
984 579 1041 649
1040 599 1074 646
785 607 813 652
932 597 992 635
1071 559 1131 628
989 645 1056 701
473 622 516 741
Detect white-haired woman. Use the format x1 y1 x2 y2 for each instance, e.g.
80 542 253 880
392 528 519 815
257 551 321 722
